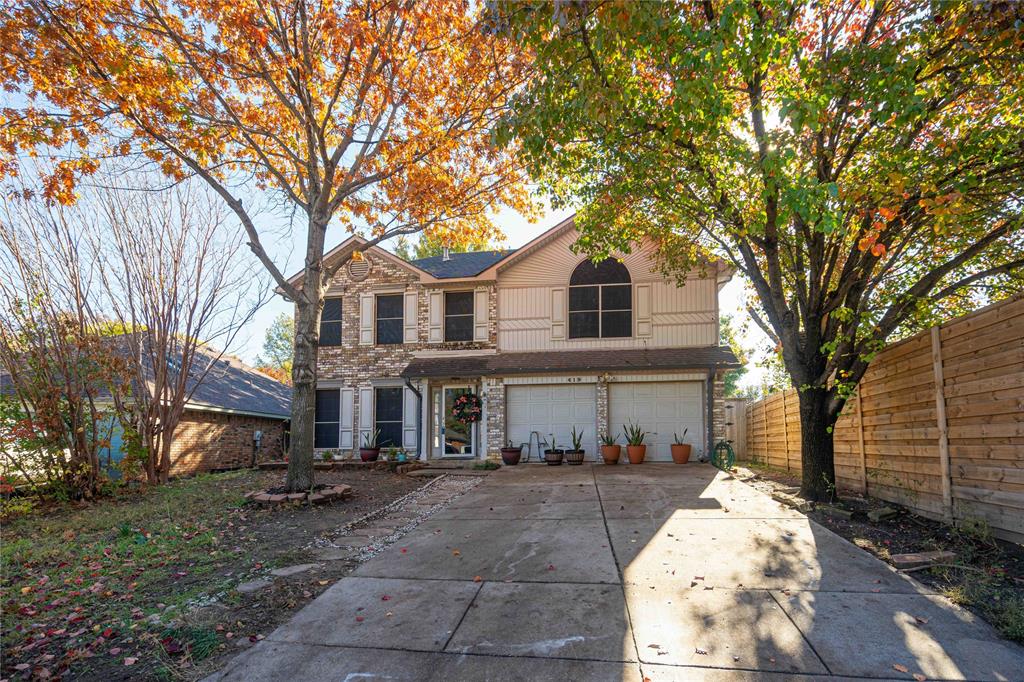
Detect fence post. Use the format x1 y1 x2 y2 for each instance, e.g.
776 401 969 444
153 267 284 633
930 326 953 522
781 391 789 471
855 390 867 495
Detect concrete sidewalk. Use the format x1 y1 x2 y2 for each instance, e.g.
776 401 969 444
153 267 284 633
209 464 1024 681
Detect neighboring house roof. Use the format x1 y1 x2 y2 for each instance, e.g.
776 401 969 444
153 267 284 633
182 352 291 419
410 250 516 279
401 346 741 379
1 338 291 420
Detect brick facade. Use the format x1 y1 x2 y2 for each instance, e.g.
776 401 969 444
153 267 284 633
169 410 286 476
316 252 497 457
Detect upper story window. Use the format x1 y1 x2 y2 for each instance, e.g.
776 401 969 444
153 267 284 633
569 258 632 339
444 291 474 342
320 298 342 346
375 294 404 345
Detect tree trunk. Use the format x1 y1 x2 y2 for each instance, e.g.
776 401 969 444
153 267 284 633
797 386 837 501
286 296 321 492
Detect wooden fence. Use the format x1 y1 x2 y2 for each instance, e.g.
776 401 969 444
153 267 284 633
744 295 1024 543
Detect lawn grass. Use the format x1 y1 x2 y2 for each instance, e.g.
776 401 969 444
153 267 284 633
2 471 261 680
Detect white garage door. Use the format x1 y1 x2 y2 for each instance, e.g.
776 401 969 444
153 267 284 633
609 382 704 461
506 384 597 458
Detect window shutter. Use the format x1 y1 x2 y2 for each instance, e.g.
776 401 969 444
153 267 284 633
550 287 566 340
473 288 488 342
357 387 372 446
427 290 443 343
339 387 354 450
635 283 652 338
358 294 374 345
402 386 418 450
403 290 418 344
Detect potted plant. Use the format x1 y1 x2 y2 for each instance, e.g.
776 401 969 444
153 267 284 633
500 440 522 465
600 433 621 465
623 421 647 464
360 428 381 462
671 429 692 464
544 434 564 466
321 449 334 462
565 426 586 465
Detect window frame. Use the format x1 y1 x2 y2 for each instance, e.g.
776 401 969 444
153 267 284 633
320 297 342 346
374 293 404 345
374 386 404 448
568 259 632 339
443 290 475 342
314 388 340 449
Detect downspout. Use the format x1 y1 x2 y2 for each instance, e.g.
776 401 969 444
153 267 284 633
404 378 422 459
705 370 715 463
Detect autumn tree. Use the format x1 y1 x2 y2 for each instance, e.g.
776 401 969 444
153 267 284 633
0 188 130 498
91 178 266 484
497 1 1024 499
393 233 498 261
3 0 533 492
256 312 295 383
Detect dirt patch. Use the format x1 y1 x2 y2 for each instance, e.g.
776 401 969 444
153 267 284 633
1 468 424 681
735 463 1024 643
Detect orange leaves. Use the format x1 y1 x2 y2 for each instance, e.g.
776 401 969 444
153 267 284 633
43 159 99 206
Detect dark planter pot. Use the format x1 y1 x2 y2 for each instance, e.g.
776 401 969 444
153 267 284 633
359 447 380 462
626 444 647 465
600 445 621 465
500 447 522 465
544 449 565 466
565 449 585 465
671 443 692 464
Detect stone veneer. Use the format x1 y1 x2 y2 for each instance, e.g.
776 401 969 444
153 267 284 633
316 252 498 457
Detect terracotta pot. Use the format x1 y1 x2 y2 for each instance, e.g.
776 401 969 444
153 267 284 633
670 443 692 464
544 449 564 466
600 445 621 465
359 447 380 462
500 447 522 465
626 444 647 464
565 449 585 466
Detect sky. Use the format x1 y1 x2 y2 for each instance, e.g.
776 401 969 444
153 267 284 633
234 205 773 393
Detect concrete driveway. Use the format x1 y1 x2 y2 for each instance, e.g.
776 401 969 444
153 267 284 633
210 464 1024 681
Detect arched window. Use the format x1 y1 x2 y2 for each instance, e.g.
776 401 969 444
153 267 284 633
568 258 632 339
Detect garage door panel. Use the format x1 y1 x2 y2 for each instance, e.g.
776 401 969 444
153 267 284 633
507 384 597 458
609 381 704 461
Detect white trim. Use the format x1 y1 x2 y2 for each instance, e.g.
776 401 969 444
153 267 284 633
501 375 598 385
605 372 708 382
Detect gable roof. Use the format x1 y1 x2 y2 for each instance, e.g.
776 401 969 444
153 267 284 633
165 347 289 419
411 249 516 279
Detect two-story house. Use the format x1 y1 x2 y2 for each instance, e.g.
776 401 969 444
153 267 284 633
289 216 739 463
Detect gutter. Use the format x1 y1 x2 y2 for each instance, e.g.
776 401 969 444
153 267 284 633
403 378 423 458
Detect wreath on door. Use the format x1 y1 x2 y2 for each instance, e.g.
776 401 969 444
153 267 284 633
451 393 483 425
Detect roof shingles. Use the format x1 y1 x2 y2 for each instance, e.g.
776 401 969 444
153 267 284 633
409 249 514 279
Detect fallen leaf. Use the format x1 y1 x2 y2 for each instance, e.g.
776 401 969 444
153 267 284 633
914 616 929 625
124 657 137 666
355 616 364 622
473 576 482 582
913 675 927 681
381 595 391 601
893 663 909 673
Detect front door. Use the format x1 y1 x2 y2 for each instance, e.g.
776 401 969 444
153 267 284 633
432 385 475 458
